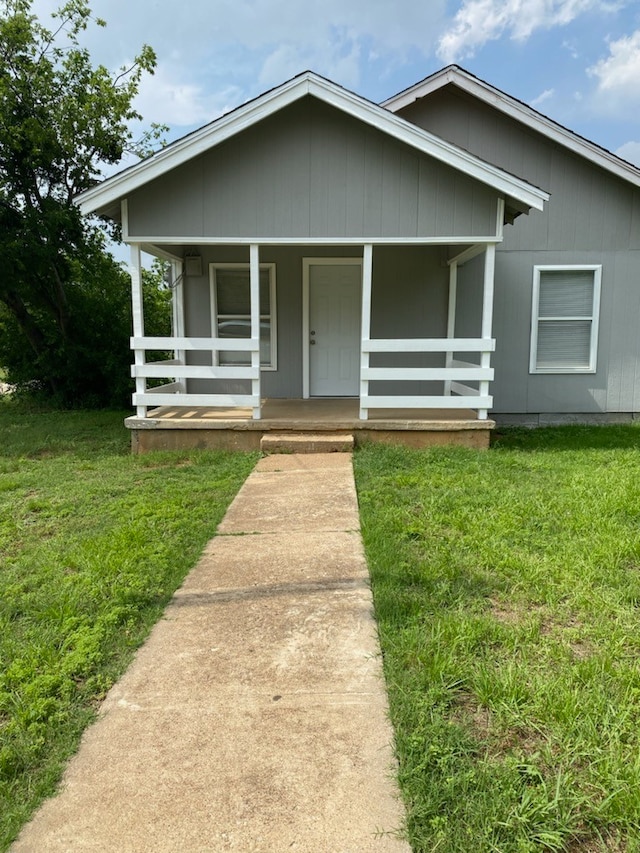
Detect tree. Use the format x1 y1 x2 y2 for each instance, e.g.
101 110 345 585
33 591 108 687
0 0 167 406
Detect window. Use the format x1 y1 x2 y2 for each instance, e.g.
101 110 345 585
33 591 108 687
530 265 601 373
210 263 276 369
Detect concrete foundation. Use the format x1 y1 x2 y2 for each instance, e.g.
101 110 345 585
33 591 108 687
127 399 494 453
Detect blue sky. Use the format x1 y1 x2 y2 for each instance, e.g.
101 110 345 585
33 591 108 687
33 0 640 165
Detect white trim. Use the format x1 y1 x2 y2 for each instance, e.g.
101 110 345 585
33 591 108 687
529 264 602 374
129 244 146 418
302 257 363 399
445 261 457 395
363 367 493 381
363 338 495 353
132 392 258 408
76 71 547 217
360 245 373 419
479 244 496 420
209 261 277 371
249 245 262 419
382 65 640 191
131 336 260 350
127 235 506 247
121 199 129 241
496 197 505 240
362 394 493 409
447 243 486 266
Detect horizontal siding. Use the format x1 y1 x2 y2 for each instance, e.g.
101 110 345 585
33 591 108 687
128 96 498 240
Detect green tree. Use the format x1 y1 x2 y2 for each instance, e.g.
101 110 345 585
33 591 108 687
0 0 167 406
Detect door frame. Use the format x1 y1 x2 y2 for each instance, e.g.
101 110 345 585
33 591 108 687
302 257 363 398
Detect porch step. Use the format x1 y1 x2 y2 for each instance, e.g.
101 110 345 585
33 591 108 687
260 432 354 454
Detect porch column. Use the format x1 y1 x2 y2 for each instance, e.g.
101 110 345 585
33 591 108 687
130 244 146 418
249 244 262 420
479 243 496 421
171 259 186 393
444 260 458 396
359 244 373 420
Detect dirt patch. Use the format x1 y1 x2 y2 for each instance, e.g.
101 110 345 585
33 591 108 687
449 692 493 740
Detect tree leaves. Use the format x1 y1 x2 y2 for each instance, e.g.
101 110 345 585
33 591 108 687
0 0 166 404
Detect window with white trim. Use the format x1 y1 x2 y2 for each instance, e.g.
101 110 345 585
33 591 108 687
530 265 601 373
210 263 277 369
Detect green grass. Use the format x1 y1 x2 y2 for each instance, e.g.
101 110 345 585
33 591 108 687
0 400 257 850
354 427 640 853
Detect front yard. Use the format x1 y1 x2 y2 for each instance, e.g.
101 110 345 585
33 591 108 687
0 401 257 850
2 402 640 852
355 427 640 852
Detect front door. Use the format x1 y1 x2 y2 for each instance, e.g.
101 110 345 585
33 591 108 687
305 260 361 396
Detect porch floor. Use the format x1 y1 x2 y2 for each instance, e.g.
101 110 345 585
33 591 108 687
126 399 494 452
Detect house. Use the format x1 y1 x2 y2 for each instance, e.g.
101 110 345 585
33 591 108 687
76 66 640 451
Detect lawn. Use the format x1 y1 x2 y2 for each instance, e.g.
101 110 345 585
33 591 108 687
354 427 640 853
0 401 257 850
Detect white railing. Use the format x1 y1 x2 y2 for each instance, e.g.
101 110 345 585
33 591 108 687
360 337 495 419
130 336 261 416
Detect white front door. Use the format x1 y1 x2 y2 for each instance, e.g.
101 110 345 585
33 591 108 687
305 260 361 397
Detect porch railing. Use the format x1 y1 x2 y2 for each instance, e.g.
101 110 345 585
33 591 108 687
130 336 261 416
360 337 495 419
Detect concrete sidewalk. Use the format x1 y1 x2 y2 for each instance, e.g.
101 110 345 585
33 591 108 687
12 453 410 852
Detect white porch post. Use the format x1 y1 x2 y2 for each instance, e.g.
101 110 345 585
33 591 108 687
171 259 185 392
130 244 146 418
249 244 262 420
445 260 458 396
479 243 496 421
359 244 373 420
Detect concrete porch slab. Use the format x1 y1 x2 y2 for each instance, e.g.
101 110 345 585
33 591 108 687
126 399 494 452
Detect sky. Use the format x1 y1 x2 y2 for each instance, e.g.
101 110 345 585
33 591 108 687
31 0 640 167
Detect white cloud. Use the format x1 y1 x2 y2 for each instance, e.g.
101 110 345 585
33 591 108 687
257 33 362 90
588 30 640 95
615 140 640 165
531 88 555 107
438 0 612 63
133 64 242 128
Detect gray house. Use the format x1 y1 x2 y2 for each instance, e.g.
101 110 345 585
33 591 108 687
77 66 640 449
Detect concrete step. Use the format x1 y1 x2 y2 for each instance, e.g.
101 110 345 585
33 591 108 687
261 432 354 454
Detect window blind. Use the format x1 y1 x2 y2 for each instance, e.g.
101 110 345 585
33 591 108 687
533 268 598 371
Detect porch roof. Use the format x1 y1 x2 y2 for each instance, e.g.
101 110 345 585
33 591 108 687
76 71 548 224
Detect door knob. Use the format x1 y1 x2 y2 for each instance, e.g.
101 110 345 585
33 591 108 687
310 340 316 345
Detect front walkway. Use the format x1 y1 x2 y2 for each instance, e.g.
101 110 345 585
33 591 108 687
11 454 410 852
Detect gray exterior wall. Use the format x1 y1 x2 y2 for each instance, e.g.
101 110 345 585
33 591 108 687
127 96 499 241
182 244 449 398
397 85 640 413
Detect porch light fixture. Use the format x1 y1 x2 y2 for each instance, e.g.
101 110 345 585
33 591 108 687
184 252 203 277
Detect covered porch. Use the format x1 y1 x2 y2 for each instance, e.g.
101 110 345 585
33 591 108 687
128 236 500 448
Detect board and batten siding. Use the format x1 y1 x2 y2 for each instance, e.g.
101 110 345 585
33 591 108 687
397 85 640 414
126 96 499 241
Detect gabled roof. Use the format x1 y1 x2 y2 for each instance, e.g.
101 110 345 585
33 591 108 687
382 65 640 189
76 70 547 219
